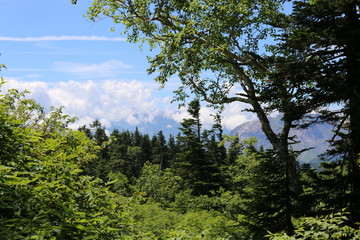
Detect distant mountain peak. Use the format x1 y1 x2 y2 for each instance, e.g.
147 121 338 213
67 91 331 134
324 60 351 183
229 115 334 164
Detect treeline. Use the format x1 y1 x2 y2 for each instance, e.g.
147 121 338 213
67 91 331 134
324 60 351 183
79 0 360 237
1 84 360 239
76 99 359 239
79 100 228 197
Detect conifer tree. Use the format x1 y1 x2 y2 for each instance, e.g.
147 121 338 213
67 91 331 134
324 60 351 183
167 134 180 168
175 99 206 195
279 0 360 222
79 120 109 180
227 139 290 239
140 133 152 164
202 114 227 191
151 131 170 170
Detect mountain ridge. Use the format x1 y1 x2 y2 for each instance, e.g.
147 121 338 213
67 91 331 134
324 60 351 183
229 114 334 164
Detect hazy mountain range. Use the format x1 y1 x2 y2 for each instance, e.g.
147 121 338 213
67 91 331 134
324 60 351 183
108 113 335 166
108 116 181 137
229 114 335 164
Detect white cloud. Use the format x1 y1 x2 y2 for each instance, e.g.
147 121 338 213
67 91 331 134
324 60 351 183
47 79 162 127
0 35 126 42
0 79 254 132
53 59 134 78
166 106 190 124
68 116 94 130
1 80 53 109
1 79 169 129
221 102 256 130
163 100 255 131
8 68 48 72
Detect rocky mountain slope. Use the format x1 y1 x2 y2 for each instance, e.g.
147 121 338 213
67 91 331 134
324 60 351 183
229 114 334 164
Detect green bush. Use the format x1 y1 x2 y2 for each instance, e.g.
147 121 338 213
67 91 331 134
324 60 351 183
268 211 360 240
0 84 133 239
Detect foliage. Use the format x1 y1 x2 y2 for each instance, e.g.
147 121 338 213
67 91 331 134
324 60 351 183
136 162 184 207
4 0 360 238
226 138 291 239
0 84 133 239
79 120 110 180
268 211 360 240
279 0 360 222
129 201 242 239
174 99 221 195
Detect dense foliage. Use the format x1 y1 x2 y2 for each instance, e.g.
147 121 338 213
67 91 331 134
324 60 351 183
1 0 359 238
78 0 359 236
1 82 360 239
0 82 132 239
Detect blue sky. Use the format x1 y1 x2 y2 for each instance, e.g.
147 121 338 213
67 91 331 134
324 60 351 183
0 0 255 133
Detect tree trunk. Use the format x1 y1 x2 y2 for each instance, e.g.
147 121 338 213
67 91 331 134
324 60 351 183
345 2 360 223
250 99 299 234
345 3 360 221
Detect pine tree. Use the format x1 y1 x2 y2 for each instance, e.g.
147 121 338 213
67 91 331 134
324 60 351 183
140 133 152 165
227 139 290 239
167 134 179 168
202 114 227 191
78 120 109 180
151 131 170 170
279 0 360 223
108 129 132 176
175 99 206 195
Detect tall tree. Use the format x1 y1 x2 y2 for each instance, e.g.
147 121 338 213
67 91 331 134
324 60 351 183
202 114 227 190
151 131 169 170
81 0 312 232
175 99 206 195
227 138 289 239
107 129 132 177
79 120 110 180
279 0 360 222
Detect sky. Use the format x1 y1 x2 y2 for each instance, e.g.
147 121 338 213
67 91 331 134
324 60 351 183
0 0 256 134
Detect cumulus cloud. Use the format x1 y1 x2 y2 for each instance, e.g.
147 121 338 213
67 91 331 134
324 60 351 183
221 102 255 130
1 79 254 132
1 79 168 129
53 59 134 78
164 99 254 131
0 35 126 42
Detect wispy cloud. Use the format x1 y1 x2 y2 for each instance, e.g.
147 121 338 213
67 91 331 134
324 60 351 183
8 68 48 72
53 59 134 78
0 35 126 41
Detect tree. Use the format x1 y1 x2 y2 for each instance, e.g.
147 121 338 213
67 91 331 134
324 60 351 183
175 99 207 195
202 114 227 191
167 134 180 168
79 120 110 180
279 0 360 223
108 129 132 175
151 131 170 170
226 138 290 239
81 0 312 233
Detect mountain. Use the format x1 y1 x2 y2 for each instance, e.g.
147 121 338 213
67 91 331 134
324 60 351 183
229 114 334 164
